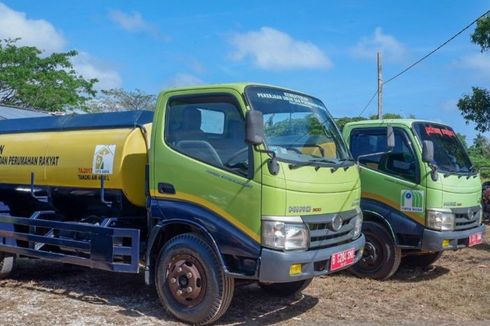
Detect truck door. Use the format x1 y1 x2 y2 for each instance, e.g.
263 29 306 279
151 91 262 245
349 127 426 227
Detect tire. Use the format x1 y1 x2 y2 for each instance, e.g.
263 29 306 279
349 221 401 280
259 278 312 296
402 251 442 267
155 233 234 325
0 253 16 279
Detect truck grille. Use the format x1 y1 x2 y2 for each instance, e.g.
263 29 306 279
302 209 358 249
452 206 481 231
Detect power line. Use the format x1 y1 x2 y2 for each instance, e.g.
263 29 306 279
384 9 489 85
358 90 378 117
358 9 490 116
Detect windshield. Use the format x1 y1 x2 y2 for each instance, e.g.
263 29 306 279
245 86 351 165
413 122 474 174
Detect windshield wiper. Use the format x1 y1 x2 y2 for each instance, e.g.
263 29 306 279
442 167 477 178
289 158 338 170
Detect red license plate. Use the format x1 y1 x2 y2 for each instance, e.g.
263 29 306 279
468 232 483 247
330 248 356 271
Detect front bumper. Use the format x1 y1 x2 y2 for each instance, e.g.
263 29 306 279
258 234 365 283
421 224 486 251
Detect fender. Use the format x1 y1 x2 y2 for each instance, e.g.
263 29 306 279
362 209 398 244
145 218 228 284
361 198 425 248
145 198 261 284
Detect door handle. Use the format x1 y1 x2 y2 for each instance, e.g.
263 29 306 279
158 182 176 194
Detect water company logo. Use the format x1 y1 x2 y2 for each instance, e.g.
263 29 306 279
92 144 116 175
400 190 424 213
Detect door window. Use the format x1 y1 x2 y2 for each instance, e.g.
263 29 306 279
350 127 418 183
165 95 249 177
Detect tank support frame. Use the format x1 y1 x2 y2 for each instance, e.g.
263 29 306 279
0 211 140 273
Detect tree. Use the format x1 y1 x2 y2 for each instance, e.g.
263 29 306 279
472 14 490 52
467 135 490 180
0 39 97 112
87 88 156 112
458 87 490 133
457 132 468 148
368 113 403 120
457 15 490 133
335 113 406 131
335 116 367 131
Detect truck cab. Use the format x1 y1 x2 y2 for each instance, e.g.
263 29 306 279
148 83 365 290
342 119 485 279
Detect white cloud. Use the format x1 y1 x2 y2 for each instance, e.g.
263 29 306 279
71 53 122 90
352 27 407 62
0 2 66 52
458 53 490 75
0 3 123 90
440 99 458 113
109 10 167 40
229 27 332 70
166 73 204 88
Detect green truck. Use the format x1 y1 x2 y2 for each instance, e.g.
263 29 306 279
342 119 486 279
0 83 364 324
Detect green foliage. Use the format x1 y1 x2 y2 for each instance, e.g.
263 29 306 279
335 116 367 131
467 134 490 179
368 113 403 120
457 132 467 148
335 113 407 131
457 87 490 133
87 88 156 112
471 15 490 52
0 39 97 112
457 16 490 133
265 114 323 137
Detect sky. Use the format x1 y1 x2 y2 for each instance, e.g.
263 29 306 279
0 0 489 143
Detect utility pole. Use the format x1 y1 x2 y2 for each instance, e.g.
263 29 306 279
377 52 383 119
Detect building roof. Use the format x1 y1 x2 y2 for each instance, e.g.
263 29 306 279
0 105 49 120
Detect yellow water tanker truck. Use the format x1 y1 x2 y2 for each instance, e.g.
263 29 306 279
0 83 364 325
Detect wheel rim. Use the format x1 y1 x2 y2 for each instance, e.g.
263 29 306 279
358 234 385 273
166 254 206 307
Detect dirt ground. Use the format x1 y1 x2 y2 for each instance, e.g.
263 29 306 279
1 229 489 326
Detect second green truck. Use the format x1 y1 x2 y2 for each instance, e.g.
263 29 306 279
343 119 486 279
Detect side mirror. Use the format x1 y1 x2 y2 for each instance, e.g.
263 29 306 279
245 110 265 145
422 140 434 163
387 126 395 150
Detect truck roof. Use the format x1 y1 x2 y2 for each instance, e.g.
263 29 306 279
344 119 450 129
161 82 310 97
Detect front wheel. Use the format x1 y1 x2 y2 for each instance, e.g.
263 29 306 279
349 221 401 280
259 278 312 296
402 252 442 267
0 253 16 279
155 233 234 325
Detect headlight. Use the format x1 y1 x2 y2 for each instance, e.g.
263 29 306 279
262 221 308 251
477 206 483 225
353 212 363 238
426 209 455 231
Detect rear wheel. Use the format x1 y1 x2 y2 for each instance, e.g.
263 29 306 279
155 233 234 325
0 253 16 279
350 221 401 280
259 278 312 296
402 251 442 267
